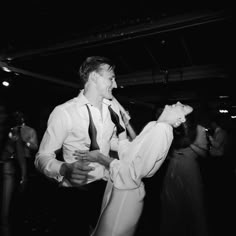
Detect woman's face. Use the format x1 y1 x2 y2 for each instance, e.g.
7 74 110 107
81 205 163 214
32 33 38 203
165 102 193 124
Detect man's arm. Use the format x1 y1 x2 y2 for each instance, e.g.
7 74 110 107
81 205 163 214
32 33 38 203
35 107 93 186
34 107 68 180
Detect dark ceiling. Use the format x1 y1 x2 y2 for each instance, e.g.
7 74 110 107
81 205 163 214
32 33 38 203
0 2 234 122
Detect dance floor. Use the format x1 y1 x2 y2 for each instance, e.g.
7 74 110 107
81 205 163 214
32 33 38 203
1 166 235 236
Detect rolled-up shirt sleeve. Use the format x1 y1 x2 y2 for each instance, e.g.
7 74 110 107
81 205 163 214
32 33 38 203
35 107 70 181
109 122 173 189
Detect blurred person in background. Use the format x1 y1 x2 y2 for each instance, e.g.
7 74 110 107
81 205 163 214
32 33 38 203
0 110 38 236
159 110 209 236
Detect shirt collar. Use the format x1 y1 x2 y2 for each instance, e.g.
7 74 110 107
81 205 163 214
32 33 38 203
75 89 113 108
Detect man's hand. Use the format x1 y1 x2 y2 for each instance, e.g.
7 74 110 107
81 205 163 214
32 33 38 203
60 159 95 187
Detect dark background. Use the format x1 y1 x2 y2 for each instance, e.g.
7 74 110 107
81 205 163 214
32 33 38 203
0 2 234 135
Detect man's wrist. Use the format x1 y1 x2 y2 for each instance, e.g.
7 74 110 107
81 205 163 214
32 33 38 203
60 163 68 177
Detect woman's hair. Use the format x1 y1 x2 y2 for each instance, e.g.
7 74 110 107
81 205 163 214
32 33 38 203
171 112 197 150
79 56 115 84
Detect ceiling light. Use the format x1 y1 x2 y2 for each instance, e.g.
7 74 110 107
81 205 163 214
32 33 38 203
219 95 229 99
2 80 10 87
219 109 228 113
1 66 11 72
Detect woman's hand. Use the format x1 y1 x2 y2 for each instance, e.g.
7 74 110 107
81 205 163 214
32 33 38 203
73 150 100 163
73 150 115 169
121 110 130 127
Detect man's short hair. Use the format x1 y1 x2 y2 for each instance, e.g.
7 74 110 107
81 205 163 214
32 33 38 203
79 56 115 84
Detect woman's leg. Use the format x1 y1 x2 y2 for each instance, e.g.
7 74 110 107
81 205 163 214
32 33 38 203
93 185 145 236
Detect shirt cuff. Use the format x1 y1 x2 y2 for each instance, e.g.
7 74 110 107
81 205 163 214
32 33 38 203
45 159 64 181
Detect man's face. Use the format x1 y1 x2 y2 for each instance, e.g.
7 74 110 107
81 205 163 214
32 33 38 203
95 64 117 100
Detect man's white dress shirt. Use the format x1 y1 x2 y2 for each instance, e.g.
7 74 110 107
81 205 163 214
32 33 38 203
35 90 124 185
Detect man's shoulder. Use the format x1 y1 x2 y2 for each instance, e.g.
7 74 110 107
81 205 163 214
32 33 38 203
54 97 81 111
50 95 87 124
56 91 87 110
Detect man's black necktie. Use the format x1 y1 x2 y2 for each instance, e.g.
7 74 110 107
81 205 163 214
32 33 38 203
86 105 99 151
108 105 125 136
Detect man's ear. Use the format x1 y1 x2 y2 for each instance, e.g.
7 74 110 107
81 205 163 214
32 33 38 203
89 72 98 83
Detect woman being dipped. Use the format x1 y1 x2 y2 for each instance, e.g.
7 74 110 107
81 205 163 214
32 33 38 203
74 101 193 236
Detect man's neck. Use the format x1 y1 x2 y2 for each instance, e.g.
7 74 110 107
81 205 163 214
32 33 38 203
83 88 103 110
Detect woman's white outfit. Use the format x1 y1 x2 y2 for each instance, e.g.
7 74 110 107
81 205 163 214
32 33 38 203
92 121 174 236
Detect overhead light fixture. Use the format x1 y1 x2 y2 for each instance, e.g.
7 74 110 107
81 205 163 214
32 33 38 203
219 95 229 99
219 109 229 113
1 66 12 72
1 76 12 87
2 80 10 87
